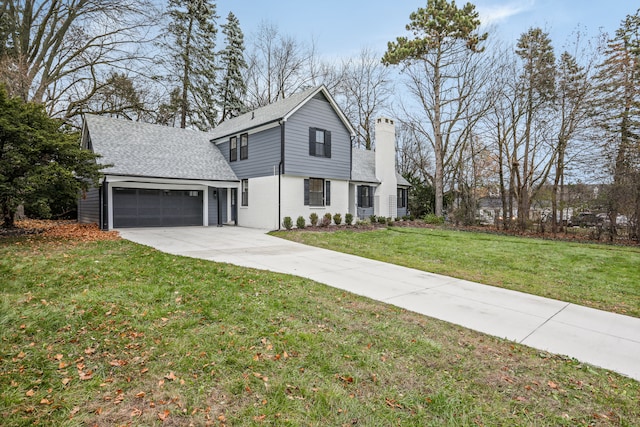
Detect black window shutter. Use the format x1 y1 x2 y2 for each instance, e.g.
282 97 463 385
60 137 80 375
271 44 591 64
324 131 331 158
309 128 315 156
357 186 362 207
325 181 331 206
304 179 309 205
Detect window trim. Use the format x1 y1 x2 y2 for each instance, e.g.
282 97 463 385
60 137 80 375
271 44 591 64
304 178 330 207
308 127 331 158
240 133 248 160
241 179 248 206
358 185 372 209
397 188 407 208
229 136 237 162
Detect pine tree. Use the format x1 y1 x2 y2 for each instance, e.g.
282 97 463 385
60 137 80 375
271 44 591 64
382 0 488 217
216 12 247 123
513 27 556 230
594 10 640 239
164 0 218 130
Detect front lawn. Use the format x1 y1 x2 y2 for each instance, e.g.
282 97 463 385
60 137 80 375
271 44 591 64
273 227 640 318
1 234 638 426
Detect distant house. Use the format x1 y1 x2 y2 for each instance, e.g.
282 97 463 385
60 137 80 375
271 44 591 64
79 85 409 230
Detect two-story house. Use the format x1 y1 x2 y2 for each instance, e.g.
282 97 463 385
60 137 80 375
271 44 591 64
78 85 409 230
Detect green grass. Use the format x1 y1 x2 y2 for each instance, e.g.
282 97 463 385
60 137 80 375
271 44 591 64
1 235 639 426
273 227 640 318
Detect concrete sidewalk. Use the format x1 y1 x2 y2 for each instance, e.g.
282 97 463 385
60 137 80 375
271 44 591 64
119 226 640 381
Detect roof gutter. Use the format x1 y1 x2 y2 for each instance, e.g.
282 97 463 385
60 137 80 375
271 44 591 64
209 117 283 143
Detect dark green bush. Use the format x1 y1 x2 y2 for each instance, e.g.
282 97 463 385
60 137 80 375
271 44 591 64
283 216 293 230
345 213 354 225
309 212 319 226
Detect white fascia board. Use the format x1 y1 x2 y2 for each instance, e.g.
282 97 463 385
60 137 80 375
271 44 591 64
103 175 239 188
283 85 357 137
211 121 280 145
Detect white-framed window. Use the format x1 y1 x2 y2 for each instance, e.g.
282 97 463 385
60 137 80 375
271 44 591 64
358 185 372 208
230 136 237 162
240 133 248 160
304 178 330 207
241 179 248 206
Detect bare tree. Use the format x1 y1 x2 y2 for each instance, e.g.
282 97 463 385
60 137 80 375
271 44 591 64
244 21 313 107
382 0 488 217
0 0 158 120
336 47 392 149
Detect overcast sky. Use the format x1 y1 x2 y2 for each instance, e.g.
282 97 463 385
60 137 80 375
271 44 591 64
218 0 638 57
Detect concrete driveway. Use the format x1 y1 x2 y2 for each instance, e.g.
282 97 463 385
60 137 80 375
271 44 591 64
119 226 640 381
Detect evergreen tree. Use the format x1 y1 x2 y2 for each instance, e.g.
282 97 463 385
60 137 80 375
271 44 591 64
594 10 640 239
513 27 556 230
382 0 488 217
164 0 218 130
0 86 102 227
216 12 247 123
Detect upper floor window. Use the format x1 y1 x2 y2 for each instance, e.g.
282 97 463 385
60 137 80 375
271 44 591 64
240 133 248 160
230 136 237 162
309 127 331 158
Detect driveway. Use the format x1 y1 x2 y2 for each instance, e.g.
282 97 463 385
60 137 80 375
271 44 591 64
119 226 640 381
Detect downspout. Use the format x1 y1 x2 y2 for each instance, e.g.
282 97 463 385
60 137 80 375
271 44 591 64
101 177 108 230
217 189 222 227
278 121 285 230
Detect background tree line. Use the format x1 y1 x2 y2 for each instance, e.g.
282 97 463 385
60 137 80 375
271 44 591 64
1 0 638 240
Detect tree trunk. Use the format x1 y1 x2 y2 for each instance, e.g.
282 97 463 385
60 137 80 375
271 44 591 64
433 60 444 217
1 200 16 229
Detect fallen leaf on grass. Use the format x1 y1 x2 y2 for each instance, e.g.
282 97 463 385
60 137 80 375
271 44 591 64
548 380 558 389
158 409 170 421
40 398 52 405
164 371 177 381
79 370 93 380
25 389 35 397
136 392 146 398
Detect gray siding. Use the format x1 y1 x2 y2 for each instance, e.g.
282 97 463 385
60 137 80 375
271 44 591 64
218 126 281 179
208 187 228 225
397 207 408 218
78 187 100 224
285 97 351 179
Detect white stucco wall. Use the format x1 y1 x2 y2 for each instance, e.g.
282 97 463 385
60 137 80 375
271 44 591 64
237 175 279 230
280 175 350 228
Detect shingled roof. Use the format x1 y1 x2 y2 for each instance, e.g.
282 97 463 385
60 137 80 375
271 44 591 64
351 149 379 183
351 149 411 186
83 115 238 182
208 85 355 141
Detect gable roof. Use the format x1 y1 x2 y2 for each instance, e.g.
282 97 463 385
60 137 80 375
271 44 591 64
351 148 412 187
209 85 356 141
83 115 238 182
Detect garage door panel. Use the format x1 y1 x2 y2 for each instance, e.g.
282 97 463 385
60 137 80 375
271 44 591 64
113 188 203 228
